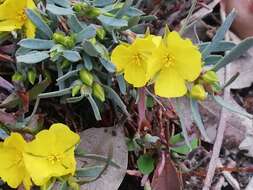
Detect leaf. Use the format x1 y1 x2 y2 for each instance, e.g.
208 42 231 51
67 15 85 33
199 41 236 52
26 9 53 39
170 134 198 155
29 78 51 101
137 154 155 175
16 51 49 64
0 127 8 140
87 95 102 121
213 95 253 119
0 76 14 92
126 7 145 17
59 181 69 190
50 0 70 8
82 40 100 57
202 9 236 58
63 50 81 62
78 126 128 190
46 4 74 15
103 85 129 117
93 0 114 7
18 39 54 49
116 74 126 95
76 25 97 43
204 55 223 65
190 98 211 142
98 15 128 28
83 54 93 71
76 165 104 178
115 0 133 18
99 58 115 73
151 156 181 190
212 37 253 71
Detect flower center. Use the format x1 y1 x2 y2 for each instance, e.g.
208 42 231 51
17 9 27 22
133 52 143 66
47 154 63 164
164 54 175 68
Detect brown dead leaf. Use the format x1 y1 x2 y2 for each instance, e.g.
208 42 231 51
78 126 128 190
0 109 16 125
151 155 182 190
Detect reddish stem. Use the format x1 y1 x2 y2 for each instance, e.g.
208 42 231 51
137 87 146 132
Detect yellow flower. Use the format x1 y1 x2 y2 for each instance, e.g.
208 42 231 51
23 123 80 186
0 0 36 38
111 35 161 87
148 31 202 98
0 133 32 190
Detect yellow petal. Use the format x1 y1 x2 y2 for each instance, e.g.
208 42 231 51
24 19 36 38
49 123 80 153
27 0 36 9
0 0 26 19
124 62 148 87
0 19 23 31
166 31 202 81
4 133 26 152
23 171 32 190
111 44 130 72
61 147 77 175
154 68 187 98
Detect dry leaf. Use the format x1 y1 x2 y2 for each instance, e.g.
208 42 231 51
78 126 128 190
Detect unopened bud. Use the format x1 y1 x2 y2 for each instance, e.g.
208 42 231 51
12 72 23 82
202 70 219 84
53 33 65 44
64 36 75 49
96 28 106 40
92 83 105 102
72 85 81 97
79 68 93 86
190 84 207 101
28 68 36 85
61 60 71 69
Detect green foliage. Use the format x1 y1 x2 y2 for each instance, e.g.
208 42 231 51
137 154 155 175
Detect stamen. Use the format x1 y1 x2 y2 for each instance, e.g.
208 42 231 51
164 54 175 68
47 154 63 164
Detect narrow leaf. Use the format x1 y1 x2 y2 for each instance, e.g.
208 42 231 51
46 4 74 15
16 51 49 64
18 39 54 49
63 50 81 62
87 95 102 121
76 25 97 43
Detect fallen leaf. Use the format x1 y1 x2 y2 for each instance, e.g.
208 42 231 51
0 76 14 92
0 109 16 125
151 155 182 190
78 126 128 190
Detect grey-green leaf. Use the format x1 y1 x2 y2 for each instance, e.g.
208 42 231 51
18 39 54 50
16 51 49 64
26 9 53 39
63 50 81 62
98 15 128 28
46 4 74 15
87 95 102 121
76 165 104 178
99 58 115 73
76 25 97 43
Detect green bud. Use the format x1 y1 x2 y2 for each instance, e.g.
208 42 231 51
190 84 207 101
67 177 80 190
73 3 83 12
61 60 71 69
53 33 65 44
72 85 81 97
92 83 105 102
28 68 37 85
202 70 219 84
63 36 75 49
12 72 23 82
86 7 101 18
96 27 106 40
89 37 96 45
79 68 93 86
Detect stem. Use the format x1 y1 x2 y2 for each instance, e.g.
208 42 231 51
137 87 146 132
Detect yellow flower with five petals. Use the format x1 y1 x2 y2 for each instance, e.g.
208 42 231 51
23 123 80 186
0 0 36 38
0 133 32 190
148 31 202 98
111 35 161 87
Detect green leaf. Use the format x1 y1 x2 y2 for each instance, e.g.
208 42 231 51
199 41 236 53
67 15 85 33
93 0 114 7
63 50 81 62
29 78 51 100
99 58 115 73
104 85 129 117
76 25 97 43
190 98 210 142
76 165 104 178
16 51 49 64
213 95 253 119
18 39 54 49
137 154 155 175
82 40 100 57
202 9 236 58
126 7 145 17
116 74 126 95
170 134 199 155
204 55 223 65
50 0 70 8
87 95 102 120
98 15 128 28
59 181 69 190
26 9 53 39
46 4 74 15
83 54 93 71
115 0 133 18
212 37 253 71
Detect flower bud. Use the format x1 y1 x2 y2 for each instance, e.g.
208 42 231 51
86 7 101 18
72 85 81 97
92 83 105 102
12 72 23 82
68 177 80 190
190 84 207 101
28 68 36 85
96 28 106 40
202 70 219 84
64 36 75 49
61 60 71 69
53 33 65 44
79 68 93 86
